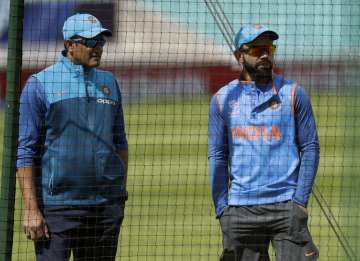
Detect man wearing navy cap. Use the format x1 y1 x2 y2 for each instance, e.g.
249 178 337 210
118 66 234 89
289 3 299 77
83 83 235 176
17 13 128 260
208 24 320 260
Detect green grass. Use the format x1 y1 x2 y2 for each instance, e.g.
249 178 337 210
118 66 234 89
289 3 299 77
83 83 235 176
3 93 360 260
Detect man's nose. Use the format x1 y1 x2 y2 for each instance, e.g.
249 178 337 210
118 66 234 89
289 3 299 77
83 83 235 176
259 50 270 58
92 44 103 53
94 44 103 50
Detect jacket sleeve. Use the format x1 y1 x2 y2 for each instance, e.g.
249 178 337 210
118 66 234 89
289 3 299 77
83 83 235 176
293 86 320 207
17 77 46 168
113 80 128 151
208 94 229 218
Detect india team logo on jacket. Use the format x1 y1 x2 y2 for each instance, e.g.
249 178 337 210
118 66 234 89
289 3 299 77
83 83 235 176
229 100 241 116
231 125 281 142
101 85 111 96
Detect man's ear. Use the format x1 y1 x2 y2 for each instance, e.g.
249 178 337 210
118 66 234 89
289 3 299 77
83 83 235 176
233 49 243 62
64 40 75 53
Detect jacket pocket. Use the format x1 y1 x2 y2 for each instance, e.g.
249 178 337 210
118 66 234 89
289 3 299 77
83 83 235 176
48 157 55 195
48 173 54 195
96 152 125 199
98 152 125 180
47 154 96 199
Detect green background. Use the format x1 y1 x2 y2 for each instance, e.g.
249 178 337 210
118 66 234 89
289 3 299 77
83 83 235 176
3 91 360 260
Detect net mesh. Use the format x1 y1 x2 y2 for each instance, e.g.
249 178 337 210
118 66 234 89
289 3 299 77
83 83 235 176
0 0 359 260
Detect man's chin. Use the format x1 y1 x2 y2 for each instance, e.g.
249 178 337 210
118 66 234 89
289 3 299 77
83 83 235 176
255 69 272 78
88 61 101 68
257 65 272 72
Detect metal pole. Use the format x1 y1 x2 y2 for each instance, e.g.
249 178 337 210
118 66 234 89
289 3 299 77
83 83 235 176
0 0 24 260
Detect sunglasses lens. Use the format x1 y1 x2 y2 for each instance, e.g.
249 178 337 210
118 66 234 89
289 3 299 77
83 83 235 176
86 40 98 48
269 45 276 55
249 48 261 56
248 45 276 56
96 39 106 47
72 36 106 48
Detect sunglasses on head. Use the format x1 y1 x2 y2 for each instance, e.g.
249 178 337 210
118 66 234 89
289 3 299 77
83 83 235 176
71 36 106 48
241 45 276 57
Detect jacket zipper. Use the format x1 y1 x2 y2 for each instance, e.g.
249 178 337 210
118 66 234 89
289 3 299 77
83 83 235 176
84 70 96 190
84 71 90 103
49 157 54 195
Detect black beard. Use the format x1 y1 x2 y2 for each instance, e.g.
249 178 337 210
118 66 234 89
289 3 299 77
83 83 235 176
243 60 273 80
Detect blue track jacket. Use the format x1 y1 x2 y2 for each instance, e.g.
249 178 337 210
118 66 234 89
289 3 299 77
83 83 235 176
208 74 320 217
17 52 128 206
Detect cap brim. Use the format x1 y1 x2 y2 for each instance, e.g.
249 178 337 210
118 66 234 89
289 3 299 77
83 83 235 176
258 30 279 41
101 29 112 37
77 28 112 39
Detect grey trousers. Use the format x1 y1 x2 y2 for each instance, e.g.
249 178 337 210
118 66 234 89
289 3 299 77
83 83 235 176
219 201 319 261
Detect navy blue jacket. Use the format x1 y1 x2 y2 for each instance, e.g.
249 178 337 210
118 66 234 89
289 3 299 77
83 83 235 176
17 53 128 206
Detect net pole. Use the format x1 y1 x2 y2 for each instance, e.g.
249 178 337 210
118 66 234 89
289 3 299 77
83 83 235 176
313 186 356 260
0 0 24 260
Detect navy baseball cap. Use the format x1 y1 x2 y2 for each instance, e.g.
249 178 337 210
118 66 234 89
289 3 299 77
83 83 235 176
62 13 112 40
234 24 278 49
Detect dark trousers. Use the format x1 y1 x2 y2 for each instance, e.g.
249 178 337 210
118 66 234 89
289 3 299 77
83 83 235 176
35 203 124 261
219 201 319 261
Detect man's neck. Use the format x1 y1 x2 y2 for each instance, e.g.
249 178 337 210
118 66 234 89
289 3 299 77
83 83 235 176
240 69 272 85
66 55 92 72
255 77 272 85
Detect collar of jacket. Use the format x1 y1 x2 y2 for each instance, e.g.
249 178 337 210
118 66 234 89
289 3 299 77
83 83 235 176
59 50 95 78
240 73 284 95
